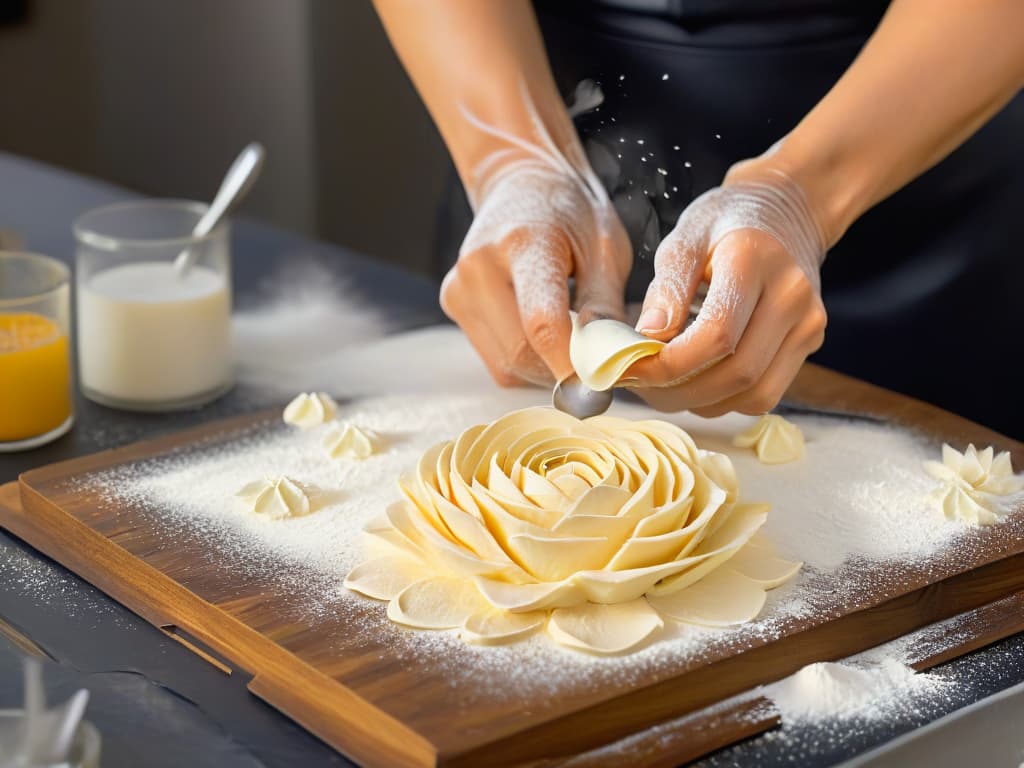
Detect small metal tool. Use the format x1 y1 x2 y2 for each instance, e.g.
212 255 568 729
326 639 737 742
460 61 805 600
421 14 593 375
552 373 614 420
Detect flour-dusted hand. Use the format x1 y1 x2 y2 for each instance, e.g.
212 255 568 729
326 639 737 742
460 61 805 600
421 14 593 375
442 154 631 387
628 165 829 416
370 3 634 388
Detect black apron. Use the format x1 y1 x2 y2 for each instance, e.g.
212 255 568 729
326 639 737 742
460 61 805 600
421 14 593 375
434 1 1024 438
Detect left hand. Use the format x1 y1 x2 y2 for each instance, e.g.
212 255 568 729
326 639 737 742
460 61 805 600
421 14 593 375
624 165 829 417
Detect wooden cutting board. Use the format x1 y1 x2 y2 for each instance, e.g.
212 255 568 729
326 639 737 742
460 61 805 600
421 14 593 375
2 364 1024 768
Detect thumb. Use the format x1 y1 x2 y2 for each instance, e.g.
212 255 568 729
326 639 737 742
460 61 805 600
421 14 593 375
636 204 713 341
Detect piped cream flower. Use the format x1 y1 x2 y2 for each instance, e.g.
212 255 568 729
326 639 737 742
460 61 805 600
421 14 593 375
344 407 800 655
324 421 376 460
237 476 312 519
733 415 805 464
924 444 1024 525
283 392 338 429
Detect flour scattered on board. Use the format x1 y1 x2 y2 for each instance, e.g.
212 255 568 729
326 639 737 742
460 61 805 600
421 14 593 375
54 322 1024 764
70 319 1022 705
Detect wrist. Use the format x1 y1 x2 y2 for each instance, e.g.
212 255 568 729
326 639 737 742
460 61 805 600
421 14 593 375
725 137 873 249
712 165 828 285
454 87 588 209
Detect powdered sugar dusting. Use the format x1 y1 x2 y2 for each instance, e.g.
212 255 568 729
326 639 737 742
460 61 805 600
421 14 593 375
66 337 1014 707
232 260 390 396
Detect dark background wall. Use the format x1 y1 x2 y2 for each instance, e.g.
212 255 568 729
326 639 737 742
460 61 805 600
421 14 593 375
0 0 451 276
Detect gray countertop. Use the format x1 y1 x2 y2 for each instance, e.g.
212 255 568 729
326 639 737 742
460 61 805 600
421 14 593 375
1 151 1022 768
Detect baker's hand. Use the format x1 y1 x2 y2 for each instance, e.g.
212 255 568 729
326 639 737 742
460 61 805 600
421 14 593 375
626 164 829 416
442 158 632 386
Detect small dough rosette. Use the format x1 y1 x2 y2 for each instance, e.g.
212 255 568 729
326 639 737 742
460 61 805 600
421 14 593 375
924 443 1024 525
345 407 799 655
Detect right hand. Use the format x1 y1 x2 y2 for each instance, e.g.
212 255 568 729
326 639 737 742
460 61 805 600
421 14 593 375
442 158 632 386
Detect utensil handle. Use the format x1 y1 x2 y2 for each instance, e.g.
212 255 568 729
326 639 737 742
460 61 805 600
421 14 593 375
194 142 265 237
175 142 265 275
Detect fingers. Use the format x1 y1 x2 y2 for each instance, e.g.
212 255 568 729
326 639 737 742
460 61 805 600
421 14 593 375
645 276 804 409
629 231 764 388
575 218 632 326
441 246 549 387
507 226 575 383
690 306 825 417
634 306 823 416
634 212 710 340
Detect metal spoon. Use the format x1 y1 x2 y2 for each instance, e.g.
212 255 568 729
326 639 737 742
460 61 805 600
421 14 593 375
173 141 265 277
552 373 614 420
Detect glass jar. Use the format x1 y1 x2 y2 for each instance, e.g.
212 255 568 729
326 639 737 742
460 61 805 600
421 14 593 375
0 251 74 451
73 200 232 411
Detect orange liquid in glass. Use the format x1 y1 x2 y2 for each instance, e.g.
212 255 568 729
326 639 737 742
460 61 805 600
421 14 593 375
0 313 72 442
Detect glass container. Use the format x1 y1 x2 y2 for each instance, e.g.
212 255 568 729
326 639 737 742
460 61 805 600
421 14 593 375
73 200 232 411
0 251 74 451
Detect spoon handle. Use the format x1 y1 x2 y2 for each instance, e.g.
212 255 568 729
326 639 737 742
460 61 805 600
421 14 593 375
174 142 265 275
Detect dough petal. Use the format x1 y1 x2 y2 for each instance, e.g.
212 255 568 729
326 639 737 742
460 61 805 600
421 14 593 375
648 568 767 626
474 576 584 612
572 559 694 604
646 502 768 596
363 507 425 557
387 576 490 629
388 500 520 579
343 556 434 601
548 599 663 654
569 315 664 392
552 511 638 540
941 485 998 525
460 610 546 645
605 527 696 571
726 544 803 588
506 533 616 581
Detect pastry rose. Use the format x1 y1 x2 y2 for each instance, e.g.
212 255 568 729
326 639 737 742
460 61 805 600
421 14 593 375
924 443 1024 525
345 407 800 654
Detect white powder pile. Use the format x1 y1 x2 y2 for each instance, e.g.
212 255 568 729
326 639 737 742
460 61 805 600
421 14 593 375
566 610 986 766
763 659 938 723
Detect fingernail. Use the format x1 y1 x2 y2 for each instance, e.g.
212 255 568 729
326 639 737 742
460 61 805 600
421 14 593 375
636 308 668 334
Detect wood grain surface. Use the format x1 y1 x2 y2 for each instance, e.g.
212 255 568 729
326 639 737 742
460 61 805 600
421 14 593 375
2 364 1023 767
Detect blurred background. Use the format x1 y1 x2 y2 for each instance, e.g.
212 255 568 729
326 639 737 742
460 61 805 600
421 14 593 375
0 0 449 275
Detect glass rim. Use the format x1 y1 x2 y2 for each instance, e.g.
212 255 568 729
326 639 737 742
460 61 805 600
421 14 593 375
0 250 70 310
72 199 226 252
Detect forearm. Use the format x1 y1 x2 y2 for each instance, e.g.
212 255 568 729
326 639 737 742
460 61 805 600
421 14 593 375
372 0 576 204
732 0 1024 246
